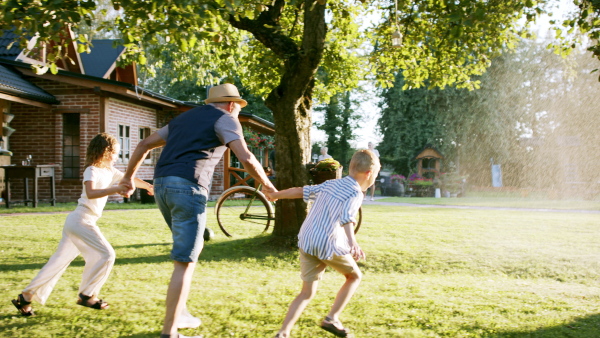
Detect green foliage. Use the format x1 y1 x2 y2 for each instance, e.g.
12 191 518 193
0 0 95 74
377 71 463 176
551 0 600 73
314 91 359 167
313 157 341 171
370 0 547 89
138 49 274 122
2 0 574 97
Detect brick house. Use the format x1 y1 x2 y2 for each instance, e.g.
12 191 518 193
0 30 274 205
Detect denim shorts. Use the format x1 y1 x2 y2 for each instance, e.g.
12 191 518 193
154 176 207 263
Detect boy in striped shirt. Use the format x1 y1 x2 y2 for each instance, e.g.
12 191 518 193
271 149 380 338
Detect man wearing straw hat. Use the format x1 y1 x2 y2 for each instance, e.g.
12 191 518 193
121 83 277 338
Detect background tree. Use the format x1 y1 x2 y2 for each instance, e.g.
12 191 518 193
377 73 448 176
4 0 590 239
552 0 600 73
378 36 599 190
314 91 359 168
139 51 273 122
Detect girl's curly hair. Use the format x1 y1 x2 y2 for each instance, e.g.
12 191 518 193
84 133 118 168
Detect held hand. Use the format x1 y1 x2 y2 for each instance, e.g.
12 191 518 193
119 178 135 198
262 185 278 202
263 190 278 202
146 185 154 196
116 184 132 196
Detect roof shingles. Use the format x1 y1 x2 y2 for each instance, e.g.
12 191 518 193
0 29 22 61
0 64 59 104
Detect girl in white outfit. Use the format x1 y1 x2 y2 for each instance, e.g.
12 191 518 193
12 133 153 315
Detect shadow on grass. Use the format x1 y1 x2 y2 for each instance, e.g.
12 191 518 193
112 242 170 249
200 235 296 263
487 313 600 337
0 237 293 273
0 254 172 273
124 332 162 338
0 312 161 338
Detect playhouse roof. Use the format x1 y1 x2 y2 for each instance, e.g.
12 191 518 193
415 145 444 160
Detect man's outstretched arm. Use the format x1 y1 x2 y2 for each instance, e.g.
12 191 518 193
228 139 277 197
121 132 166 196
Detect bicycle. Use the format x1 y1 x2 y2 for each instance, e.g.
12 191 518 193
214 184 362 238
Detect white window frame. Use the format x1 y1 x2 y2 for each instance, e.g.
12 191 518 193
139 127 153 164
118 124 131 164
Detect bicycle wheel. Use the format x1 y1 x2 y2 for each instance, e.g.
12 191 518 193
215 186 274 238
354 207 362 234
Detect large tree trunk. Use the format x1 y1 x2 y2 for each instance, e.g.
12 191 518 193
267 5 326 238
267 89 313 237
231 0 327 240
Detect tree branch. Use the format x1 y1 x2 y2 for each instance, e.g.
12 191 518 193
228 0 298 59
270 0 327 105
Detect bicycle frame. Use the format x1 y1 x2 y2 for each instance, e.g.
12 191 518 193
240 184 275 221
214 184 275 221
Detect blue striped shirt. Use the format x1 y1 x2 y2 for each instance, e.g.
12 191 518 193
298 176 363 260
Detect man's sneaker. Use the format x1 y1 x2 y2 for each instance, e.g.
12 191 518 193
177 312 202 329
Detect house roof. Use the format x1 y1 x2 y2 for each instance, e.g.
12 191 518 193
0 58 192 109
79 40 126 78
239 111 275 135
0 29 22 61
0 63 59 104
0 30 125 78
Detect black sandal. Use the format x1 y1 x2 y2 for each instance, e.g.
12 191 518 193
76 293 109 310
12 294 35 316
320 317 353 337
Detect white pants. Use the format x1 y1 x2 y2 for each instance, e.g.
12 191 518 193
23 207 116 305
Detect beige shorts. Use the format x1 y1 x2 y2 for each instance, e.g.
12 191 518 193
299 249 359 282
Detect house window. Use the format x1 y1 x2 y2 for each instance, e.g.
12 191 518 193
139 127 152 164
63 114 80 179
118 124 130 163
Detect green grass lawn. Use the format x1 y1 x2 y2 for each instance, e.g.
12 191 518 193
377 191 600 211
2 204 600 337
0 201 216 214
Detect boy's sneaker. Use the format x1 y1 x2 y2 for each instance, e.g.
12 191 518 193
177 312 202 329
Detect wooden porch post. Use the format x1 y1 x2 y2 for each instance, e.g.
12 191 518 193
224 148 231 190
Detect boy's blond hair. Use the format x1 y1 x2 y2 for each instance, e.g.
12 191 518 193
349 149 380 173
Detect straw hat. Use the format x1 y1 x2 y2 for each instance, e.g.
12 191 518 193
204 83 247 108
